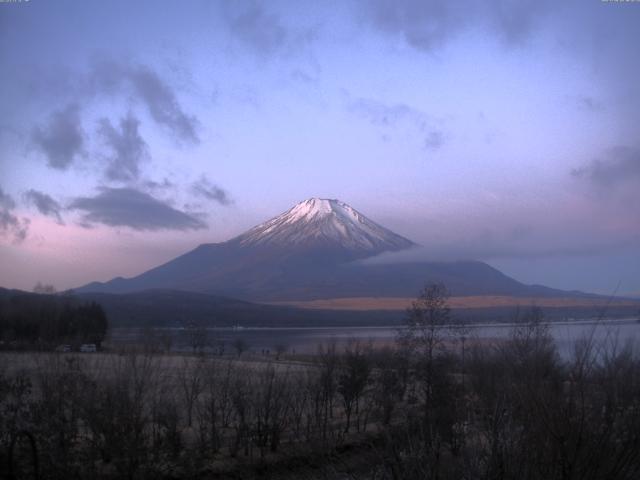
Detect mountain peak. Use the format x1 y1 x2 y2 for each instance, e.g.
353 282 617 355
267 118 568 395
234 198 415 256
286 198 355 222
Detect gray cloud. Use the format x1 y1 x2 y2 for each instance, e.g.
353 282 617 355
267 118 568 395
572 146 640 188
230 2 287 55
362 0 556 53
97 113 148 182
88 59 199 144
127 65 199 143
361 236 640 266
69 187 207 231
424 131 445 151
576 95 603 113
225 1 315 57
144 178 175 192
488 0 554 46
563 94 603 113
31 103 84 169
23 189 64 224
364 0 468 52
191 176 233 206
0 186 29 242
348 97 446 151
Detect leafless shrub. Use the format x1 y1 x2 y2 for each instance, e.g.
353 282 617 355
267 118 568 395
3 303 640 480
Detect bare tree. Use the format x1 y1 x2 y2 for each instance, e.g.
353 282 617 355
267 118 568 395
398 282 454 445
316 342 339 443
373 348 409 425
33 282 56 294
274 343 287 360
398 282 452 358
230 368 252 457
196 359 237 455
233 338 248 357
178 357 205 427
338 341 371 433
251 365 292 456
184 321 209 354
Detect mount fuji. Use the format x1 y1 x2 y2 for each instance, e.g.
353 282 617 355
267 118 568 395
77 198 571 301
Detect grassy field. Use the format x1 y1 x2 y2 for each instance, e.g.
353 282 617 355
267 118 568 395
3 319 640 479
269 295 640 310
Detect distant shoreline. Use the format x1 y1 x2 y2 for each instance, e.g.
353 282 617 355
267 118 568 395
268 295 640 311
118 316 639 332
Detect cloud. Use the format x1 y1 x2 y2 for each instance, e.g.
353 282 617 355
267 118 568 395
572 146 640 188
191 176 233 206
576 95 602 113
0 186 29 242
424 131 445 150
88 59 199 144
359 228 637 265
564 94 603 113
97 113 148 182
363 0 468 52
348 96 446 150
127 65 199 144
225 1 315 57
69 187 207 231
487 0 554 46
229 2 286 55
361 0 556 53
144 178 175 191
23 189 64 224
31 103 85 169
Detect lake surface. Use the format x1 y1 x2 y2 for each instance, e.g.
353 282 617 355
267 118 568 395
112 318 640 358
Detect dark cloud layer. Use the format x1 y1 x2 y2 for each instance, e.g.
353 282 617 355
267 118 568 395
30 60 198 181
362 0 556 52
128 65 199 143
69 187 207 231
225 1 314 57
567 94 603 113
191 176 233 206
487 0 554 45
573 146 640 188
365 0 466 52
89 59 199 144
0 187 29 242
229 2 287 55
23 189 64 224
97 113 148 182
348 97 445 151
144 178 175 191
31 104 84 169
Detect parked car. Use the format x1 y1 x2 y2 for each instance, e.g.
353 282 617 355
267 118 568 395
80 343 97 353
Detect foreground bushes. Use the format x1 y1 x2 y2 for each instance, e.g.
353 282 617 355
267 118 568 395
1 322 640 479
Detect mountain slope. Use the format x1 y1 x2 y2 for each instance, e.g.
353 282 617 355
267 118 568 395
77 197 583 301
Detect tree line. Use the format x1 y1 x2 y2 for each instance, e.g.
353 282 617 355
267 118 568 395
0 290 108 348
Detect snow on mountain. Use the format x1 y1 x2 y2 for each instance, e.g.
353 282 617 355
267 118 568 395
234 198 415 254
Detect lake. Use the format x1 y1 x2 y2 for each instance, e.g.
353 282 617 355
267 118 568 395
111 318 640 358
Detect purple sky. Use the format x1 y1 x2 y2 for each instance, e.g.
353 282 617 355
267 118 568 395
1 0 639 295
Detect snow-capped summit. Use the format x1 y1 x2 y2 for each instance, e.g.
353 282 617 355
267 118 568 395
235 197 415 255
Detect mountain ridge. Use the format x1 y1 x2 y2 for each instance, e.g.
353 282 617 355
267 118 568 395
76 198 593 302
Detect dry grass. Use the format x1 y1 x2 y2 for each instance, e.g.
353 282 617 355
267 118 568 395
268 295 640 311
